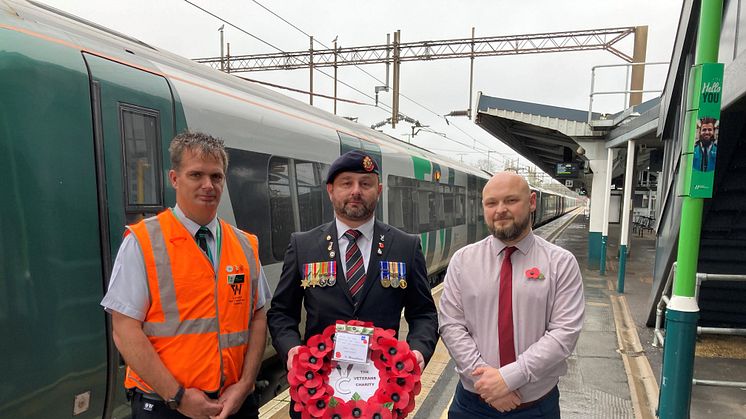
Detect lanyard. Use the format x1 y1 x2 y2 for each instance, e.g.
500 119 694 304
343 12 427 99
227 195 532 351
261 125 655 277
171 209 222 268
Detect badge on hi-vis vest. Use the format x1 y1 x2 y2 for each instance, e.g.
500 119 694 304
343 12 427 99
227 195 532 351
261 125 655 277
227 273 245 284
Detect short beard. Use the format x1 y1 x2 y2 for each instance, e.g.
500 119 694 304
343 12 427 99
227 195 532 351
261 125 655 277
334 200 375 221
488 214 531 242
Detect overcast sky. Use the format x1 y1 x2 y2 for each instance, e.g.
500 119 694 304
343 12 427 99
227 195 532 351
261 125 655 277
42 0 683 177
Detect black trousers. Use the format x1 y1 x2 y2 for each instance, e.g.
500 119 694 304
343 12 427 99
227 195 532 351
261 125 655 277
130 390 259 419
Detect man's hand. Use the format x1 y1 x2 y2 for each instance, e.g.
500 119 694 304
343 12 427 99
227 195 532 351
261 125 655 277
488 391 522 413
210 381 253 419
286 346 301 371
178 387 223 418
412 350 425 372
471 366 514 404
472 366 522 412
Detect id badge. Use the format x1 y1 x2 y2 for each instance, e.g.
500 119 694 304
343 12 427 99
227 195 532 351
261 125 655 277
332 331 370 364
227 273 245 284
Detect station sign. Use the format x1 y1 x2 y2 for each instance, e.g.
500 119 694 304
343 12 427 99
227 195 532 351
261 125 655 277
683 62 723 198
555 162 580 178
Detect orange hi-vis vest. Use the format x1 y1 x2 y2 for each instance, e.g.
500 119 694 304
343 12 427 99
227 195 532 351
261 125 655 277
123 210 260 394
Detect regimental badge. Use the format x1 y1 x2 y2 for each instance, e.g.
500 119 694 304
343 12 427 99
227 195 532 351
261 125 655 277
362 156 374 172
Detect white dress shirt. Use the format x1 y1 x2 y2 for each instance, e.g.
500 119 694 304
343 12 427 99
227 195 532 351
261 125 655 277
335 216 375 277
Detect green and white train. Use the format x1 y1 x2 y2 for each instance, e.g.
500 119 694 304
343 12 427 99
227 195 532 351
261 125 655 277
0 1 578 417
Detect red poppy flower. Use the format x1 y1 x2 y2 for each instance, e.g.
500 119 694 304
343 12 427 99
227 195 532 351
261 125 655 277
371 328 396 351
323 324 337 341
293 367 323 388
376 382 410 410
400 395 416 416
296 347 325 371
525 267 544 279
387 374 416 393
366 401 394 419
308 333 334 358
378 338 407 366
320 397 351 419
345 399 368 418
387 349 417 377
298 383 332 404
307 395 331 417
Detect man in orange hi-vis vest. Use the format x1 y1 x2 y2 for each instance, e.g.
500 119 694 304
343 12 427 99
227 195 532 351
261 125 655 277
102 132 271 419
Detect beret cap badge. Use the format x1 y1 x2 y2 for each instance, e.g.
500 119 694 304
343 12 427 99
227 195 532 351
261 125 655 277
362 156 375 172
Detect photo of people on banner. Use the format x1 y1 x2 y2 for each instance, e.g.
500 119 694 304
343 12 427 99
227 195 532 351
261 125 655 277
693 117 719 172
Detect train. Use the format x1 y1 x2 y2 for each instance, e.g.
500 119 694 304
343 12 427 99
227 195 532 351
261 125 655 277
0 1 579 418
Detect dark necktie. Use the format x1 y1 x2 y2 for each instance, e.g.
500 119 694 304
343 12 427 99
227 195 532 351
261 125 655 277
498 246 517 367
344 229 366 301
195 226 211 262
702 145 708 171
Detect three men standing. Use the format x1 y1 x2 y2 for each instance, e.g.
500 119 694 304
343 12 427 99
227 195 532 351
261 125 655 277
439 171 584 418
104 137 579 419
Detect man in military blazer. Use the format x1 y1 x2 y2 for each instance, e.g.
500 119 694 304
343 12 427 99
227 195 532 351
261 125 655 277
267 150 438 377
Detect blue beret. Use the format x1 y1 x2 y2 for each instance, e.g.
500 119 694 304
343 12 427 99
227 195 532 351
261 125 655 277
326 150 380 184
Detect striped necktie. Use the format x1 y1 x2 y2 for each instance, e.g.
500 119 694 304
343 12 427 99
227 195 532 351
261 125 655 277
344 229 366 301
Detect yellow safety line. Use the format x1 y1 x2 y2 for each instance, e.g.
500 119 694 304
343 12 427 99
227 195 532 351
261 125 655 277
610 294 659 419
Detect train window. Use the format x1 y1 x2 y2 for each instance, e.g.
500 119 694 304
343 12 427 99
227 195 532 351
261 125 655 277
121 106 163 223
296 161 326 232
387 175 417 233
268 157 294 260
454 186 466 225
441 185 454 228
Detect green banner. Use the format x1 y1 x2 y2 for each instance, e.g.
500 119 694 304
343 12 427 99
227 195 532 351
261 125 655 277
685 62 723 198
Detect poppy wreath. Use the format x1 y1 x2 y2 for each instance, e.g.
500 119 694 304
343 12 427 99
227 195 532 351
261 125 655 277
288 320 422 418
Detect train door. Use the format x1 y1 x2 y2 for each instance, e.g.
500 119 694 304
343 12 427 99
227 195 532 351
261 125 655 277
84 53 175 418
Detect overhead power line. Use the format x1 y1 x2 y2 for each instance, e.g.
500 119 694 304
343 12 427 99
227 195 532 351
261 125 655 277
193 27 637 71
246 0 449 129
182 0 391 113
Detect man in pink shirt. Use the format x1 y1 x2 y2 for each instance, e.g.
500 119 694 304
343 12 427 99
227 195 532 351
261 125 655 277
439 171 584 418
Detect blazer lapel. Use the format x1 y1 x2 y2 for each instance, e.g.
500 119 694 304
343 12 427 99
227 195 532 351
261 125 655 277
356 221 392 303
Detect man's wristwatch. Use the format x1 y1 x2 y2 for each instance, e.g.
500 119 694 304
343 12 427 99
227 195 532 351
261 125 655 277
166 386 185 410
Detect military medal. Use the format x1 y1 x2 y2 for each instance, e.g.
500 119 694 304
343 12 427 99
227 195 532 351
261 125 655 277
319 262 328 287
380 261 390 288
328 261 337 286
310 263 320 287
302 264 311 289
390 261 400 288
399 262 408 289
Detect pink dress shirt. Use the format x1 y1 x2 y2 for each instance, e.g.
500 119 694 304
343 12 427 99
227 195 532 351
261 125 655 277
438 231 584 402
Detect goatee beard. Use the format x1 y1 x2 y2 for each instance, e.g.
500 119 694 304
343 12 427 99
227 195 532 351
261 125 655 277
488 215 530 242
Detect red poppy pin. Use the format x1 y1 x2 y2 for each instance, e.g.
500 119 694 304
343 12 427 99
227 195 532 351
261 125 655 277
525 267 545 280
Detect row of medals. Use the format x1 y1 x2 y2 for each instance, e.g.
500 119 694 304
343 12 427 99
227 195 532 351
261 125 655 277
319 234 407 289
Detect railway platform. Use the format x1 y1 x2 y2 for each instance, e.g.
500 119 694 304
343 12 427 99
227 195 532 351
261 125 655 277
259 210 746 418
